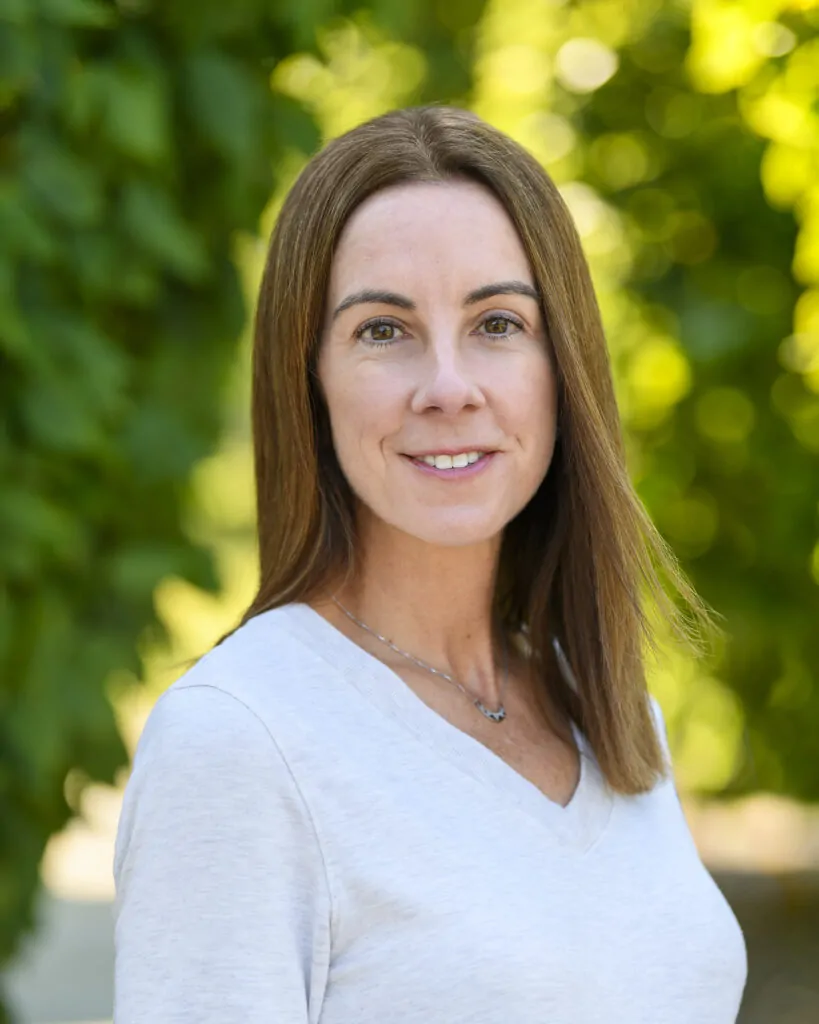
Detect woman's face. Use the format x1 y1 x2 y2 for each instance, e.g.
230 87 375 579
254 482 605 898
317 179 558 549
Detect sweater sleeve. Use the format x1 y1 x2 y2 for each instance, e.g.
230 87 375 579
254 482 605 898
113 683 332 1024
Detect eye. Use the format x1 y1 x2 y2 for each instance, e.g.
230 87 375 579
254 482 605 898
478 313 525 339
354 312 525 347
355 318 406 348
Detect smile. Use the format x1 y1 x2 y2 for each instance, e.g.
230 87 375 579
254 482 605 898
416 451 486 469
403 451 497 478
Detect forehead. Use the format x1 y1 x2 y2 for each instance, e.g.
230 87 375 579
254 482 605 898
327 180 533 298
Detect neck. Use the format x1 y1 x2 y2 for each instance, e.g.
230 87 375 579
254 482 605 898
319 516 507 706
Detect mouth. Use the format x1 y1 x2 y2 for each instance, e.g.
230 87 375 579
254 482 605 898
405 449 490 470
401 450 497 476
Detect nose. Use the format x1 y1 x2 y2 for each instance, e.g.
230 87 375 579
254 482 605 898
409 339 487 416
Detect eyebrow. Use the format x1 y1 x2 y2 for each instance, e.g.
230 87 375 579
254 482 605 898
330 280 541 321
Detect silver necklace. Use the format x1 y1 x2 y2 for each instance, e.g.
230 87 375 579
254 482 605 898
332 595 509 723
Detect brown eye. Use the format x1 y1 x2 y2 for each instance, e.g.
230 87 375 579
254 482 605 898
369 323 396 342
480 314 524 338
355 318 406 348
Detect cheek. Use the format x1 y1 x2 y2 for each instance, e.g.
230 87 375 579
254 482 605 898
509 356 558 443
323 363 406 452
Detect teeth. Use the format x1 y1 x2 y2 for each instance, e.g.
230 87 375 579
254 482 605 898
419 451 485 470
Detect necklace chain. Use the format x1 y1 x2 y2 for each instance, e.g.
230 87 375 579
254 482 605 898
331 595 509 723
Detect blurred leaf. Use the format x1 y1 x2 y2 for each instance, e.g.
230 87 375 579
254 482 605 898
119 180 209 281
0 21 37 98
0 260 30 359
108 544 206 597
0 488 89 577
100 62 171 164
0 0 33 25
20 134 105 227
184 50 258 162
0 181 57 262
268 90 322 154
39 0 115 28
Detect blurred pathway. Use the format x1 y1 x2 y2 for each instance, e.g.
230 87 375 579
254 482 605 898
5 894 113 1024
2 784 118 1024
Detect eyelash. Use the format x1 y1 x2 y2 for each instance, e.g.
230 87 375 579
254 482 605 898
354 313 526 349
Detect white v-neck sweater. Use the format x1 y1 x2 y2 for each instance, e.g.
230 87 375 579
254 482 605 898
113 603 748 1023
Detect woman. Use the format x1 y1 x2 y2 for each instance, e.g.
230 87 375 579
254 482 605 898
113 105 748 1022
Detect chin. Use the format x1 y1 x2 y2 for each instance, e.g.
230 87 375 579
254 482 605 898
388 511 508 548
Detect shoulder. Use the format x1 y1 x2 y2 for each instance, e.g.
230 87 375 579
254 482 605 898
115 664 324 887
126 602 350 797
122 687 301 842
166 603 331 724
176 603 313 688
133 683 275 774
127 604 327 789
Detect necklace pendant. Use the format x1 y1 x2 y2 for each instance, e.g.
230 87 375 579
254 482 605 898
476 700 506 723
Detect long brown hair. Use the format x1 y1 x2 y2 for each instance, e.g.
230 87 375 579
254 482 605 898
224 104 717 795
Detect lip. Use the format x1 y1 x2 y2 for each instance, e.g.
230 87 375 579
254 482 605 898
402 451 497 479
403 447 498 458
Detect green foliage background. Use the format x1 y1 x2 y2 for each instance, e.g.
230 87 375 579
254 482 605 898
1 0 818 1006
